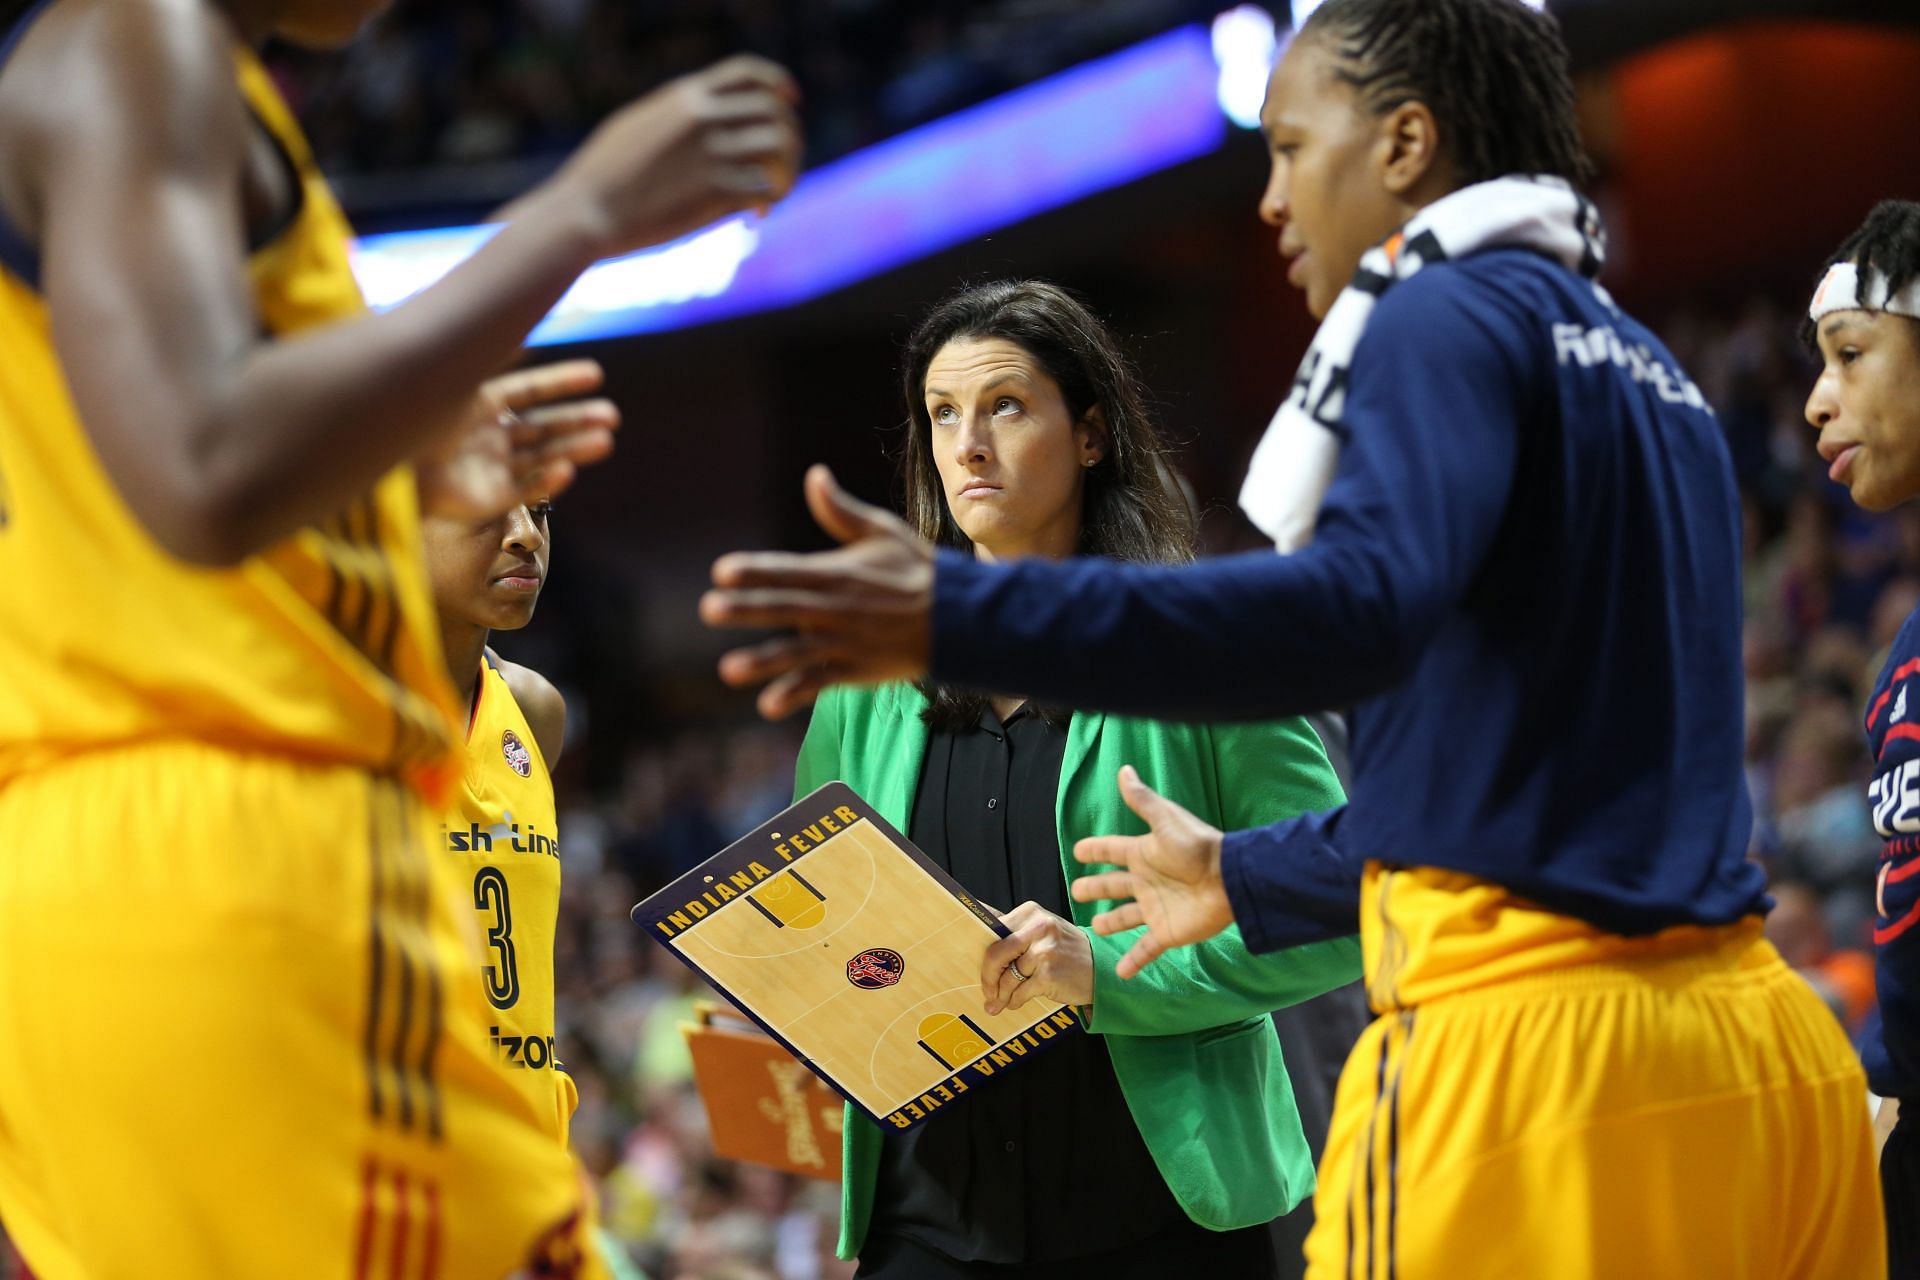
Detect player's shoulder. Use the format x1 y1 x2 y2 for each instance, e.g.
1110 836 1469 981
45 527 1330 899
1885 603 1920 677
1895 598 1920 652
1 0 246 186
489 650 565 765
491 651 563 718
1378 247 1555 324
1361 251 1550 380
8 0 239 107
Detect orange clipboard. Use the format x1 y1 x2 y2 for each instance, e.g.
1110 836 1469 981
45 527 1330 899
683 1001 844 1180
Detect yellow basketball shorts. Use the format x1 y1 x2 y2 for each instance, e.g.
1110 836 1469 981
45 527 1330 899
1305 867 1884 1279
0 741 604 1279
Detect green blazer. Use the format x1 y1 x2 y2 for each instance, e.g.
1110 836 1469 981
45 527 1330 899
793 682 1362 1261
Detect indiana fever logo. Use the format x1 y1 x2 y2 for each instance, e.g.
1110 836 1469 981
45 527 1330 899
502 728 533 777
846 948 905 989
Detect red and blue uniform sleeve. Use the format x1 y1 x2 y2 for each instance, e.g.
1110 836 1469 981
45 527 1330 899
1862 610 1920 1100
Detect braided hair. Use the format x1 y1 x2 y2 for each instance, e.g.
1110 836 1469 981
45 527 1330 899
1299 0 1592 187
1800 200 1920 351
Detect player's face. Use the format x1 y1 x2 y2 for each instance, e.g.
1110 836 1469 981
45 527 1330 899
272 0 395 48
422 501 552 632
1806 311 1920 511
1257 35 1410 319
923 338 1099 562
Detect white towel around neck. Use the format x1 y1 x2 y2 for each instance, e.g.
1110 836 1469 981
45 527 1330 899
1238 175 1606 551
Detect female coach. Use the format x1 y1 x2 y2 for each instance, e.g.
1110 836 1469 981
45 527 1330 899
792 280 1360 1279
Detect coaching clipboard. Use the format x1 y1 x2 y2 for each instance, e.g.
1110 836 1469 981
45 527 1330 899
632 782 1083 1132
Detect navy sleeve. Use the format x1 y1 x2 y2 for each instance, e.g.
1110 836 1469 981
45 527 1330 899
930 270 1530 721
1219 804 1364 952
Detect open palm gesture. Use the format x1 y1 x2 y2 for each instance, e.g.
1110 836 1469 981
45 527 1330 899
701 465 934 719
417 360 619 520
1069 765 1237 978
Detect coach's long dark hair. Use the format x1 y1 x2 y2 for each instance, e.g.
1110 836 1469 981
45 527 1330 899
899 280 1195 730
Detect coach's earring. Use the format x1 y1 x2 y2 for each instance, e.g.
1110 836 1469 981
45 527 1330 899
1083 457 1096 467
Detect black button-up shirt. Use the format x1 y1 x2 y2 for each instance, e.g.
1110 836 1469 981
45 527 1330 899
869 702 1184 1264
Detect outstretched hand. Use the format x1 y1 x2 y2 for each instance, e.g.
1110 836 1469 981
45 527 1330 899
1070 765 1236 978
549 55 803 257
701 465 935 719
417 360 619 520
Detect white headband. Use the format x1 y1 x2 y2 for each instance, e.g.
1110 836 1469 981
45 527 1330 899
1810 260 1920 322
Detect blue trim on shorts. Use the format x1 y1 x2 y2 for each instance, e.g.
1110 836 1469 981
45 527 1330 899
1386 1010 1416 1280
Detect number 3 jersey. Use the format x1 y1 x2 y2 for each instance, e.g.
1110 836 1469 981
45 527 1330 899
447 654 572 1139
1864 606 1920 1101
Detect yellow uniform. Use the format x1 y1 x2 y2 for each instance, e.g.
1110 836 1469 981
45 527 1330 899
1305 865 1885 1279
449 654 576 1142
0 34 594 1280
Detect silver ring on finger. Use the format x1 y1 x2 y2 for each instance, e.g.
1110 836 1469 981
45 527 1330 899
1009 960 1031 982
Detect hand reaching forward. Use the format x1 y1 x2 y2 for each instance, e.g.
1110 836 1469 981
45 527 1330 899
416 360 618 520
1069 766 1236 979
549 55 803 257
701 465 934 720
980 901 1094 1017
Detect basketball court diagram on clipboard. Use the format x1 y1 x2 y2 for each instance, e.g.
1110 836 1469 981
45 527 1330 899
633 782 1083 1131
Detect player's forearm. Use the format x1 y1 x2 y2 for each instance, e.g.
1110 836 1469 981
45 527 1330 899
354 186 609 405
1219 808 1364 953
170 195 607 563
930 544 1414 721
1874 941 1920 1099
36 2 609 565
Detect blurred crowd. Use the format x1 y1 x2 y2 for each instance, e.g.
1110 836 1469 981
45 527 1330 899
264 0 1212 210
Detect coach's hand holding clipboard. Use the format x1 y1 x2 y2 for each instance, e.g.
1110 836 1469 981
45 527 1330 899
979 901 1093 1018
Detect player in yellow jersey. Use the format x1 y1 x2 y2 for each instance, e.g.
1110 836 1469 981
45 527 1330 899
422 435 572 1141
421 433 645 1273
0 0 801 1274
